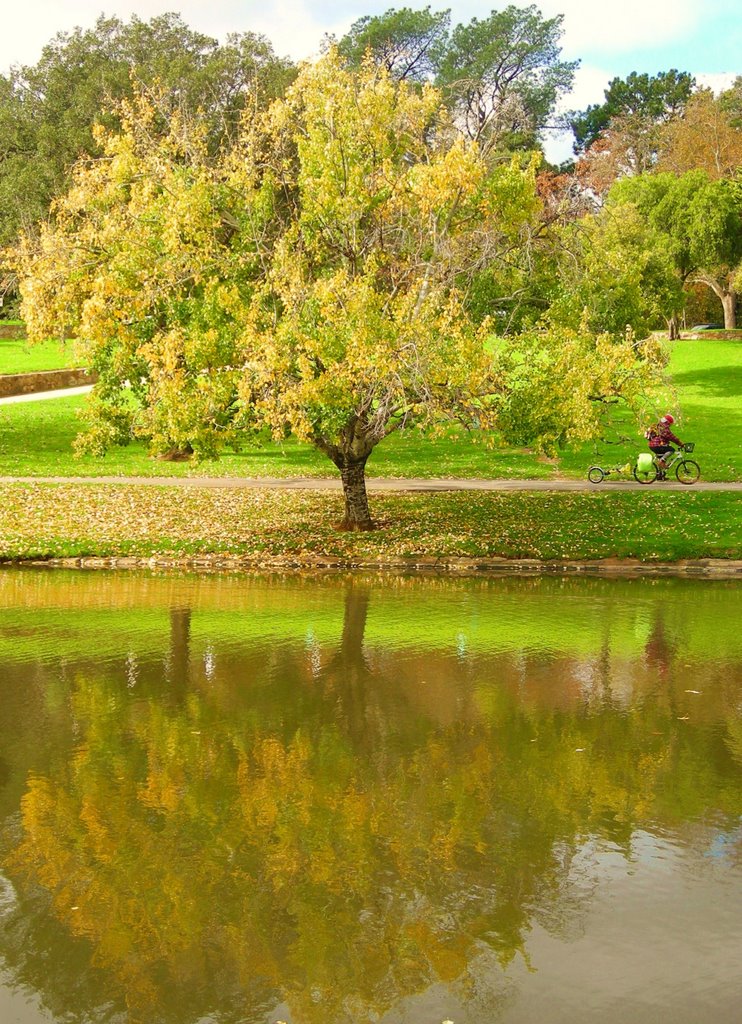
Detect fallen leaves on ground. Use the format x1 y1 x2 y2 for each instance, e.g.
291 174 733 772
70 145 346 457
0 483 739 564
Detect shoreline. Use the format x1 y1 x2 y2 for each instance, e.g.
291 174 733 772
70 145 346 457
1 483 738 568
5 555 742 579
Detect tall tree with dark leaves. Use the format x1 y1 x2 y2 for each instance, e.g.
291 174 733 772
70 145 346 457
0 13 294 247
435 5 577 153
336 5 450 81
612 171 742 330
569 69 694 154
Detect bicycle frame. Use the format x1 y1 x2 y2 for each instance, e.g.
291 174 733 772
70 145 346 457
653 449 685 474
634 444 700 485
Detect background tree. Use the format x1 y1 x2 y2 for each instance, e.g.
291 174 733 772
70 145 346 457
546 202 683 339
569 69 694 154
336 3 577 157
719 74 742 124
569 70 695 199
336 4 450 81
574 112 663 190
612 171 742 329
435 5 577 152
657 88 742 179
0 13 293 248
10 93 246 459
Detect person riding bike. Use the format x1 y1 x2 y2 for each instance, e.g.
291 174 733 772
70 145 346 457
645 414 684 475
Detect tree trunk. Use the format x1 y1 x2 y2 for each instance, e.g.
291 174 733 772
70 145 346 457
313 423 378 531
339 584 370 658
666 315 679 340
324 584 373 750
721 289 737 330
694 273 737 330
157 444 194 462
338 456 374 530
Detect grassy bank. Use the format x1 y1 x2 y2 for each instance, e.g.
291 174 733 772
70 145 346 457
0 338 81 374
0 483 738 563
0 393 557 479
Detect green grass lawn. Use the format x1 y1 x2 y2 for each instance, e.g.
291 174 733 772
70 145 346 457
0 338 82 374
555 339 742 482
0 394 556 479
664 337 742 481
0 337 739 481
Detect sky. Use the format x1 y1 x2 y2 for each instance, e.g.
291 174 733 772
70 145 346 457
2 0 740 161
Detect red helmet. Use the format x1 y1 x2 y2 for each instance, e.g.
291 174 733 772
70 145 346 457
662 414 675 424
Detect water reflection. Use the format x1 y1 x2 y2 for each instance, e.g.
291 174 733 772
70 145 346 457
0 570 740 1024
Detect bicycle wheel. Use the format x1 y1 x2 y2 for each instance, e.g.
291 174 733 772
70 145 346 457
675 459 700 484
587 466 605 483
633 463 657 485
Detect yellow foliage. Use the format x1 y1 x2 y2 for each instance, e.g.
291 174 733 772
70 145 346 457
4 50 664 483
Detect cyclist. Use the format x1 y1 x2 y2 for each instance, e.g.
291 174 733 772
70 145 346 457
645 414 684 477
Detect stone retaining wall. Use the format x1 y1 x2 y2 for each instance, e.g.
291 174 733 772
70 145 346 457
0 324 26 339
0 367 96 397
683 330 742 340
14 555 742 579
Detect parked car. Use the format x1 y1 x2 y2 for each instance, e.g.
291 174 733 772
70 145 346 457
690 323 724 330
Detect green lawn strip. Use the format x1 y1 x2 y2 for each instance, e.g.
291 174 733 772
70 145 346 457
0 483 738 562
556 339 742 482
0 337 739 482
0 394 554 479
664 338 742 482
0 338 82 374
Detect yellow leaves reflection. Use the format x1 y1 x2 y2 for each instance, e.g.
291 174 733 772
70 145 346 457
3 581 742 1024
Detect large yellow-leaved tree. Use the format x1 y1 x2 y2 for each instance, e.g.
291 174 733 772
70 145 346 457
11 51 662 528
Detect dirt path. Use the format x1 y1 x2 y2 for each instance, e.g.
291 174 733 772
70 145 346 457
1 475 741 492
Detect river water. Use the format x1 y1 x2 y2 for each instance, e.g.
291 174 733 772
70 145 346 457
0 569 740 1024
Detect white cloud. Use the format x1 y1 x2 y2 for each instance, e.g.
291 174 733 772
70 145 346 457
540 64 611 166
540 130 574 167
248 1 350 61
558 64 612 113
695 71 738 93
536 0 700 54
1 0 346 71
1 0 731 72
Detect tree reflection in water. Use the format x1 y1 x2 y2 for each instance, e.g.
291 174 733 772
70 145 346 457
0 573 740 1023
